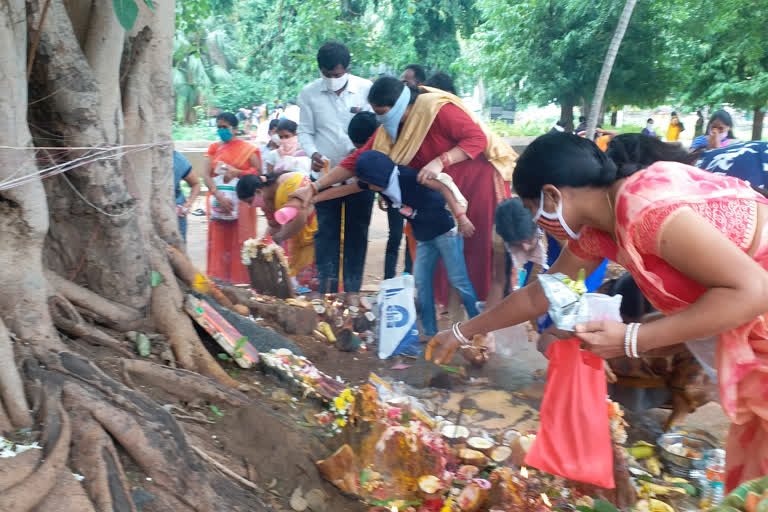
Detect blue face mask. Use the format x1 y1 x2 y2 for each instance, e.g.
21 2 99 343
217 128 234 142
376 86 411 143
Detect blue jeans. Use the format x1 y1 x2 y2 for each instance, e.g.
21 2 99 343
178 215 187 242
414 230 479 336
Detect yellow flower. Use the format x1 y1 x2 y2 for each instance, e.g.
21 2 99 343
334 396 347 411
340 389 354 402
335 418 347 428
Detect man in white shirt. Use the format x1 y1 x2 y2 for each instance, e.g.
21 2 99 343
298 41 374 295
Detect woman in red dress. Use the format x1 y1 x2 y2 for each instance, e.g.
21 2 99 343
291 77 516 304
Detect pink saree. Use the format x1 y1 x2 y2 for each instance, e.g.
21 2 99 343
568 162 768 490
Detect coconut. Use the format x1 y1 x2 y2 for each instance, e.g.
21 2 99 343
467 436 494 455
441 424 470 443
418 475 442 495
510 433 536 466
459 448 488 467
456 465 480 482
489 445 512 464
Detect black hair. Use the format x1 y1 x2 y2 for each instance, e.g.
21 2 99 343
646 118 654 123
671 111 678 117
404 64 427 84
512 133 619 199
368 76 421 107
276 119 298 134
424 72 456 95
708 109 735 138
317 41 350 70
347 111 379 145
236 173 284 200
216 112 238 128
579 116 586 123
608 272 655 321
606 133 694 176
495 198 537 243
556 120 566 128
268 119 280 131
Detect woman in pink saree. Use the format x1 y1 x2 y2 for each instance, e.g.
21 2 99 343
426 132 768 490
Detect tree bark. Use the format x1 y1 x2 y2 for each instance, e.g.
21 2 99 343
560 101 574 132
585 0 638 140
752 106 765 141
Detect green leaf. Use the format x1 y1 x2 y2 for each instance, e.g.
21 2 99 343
143 0 155 11
113 0 139 31
673 482 698 496
209 405 224 417
575 507 594 512
593 499 620 512
234 337 247 351
359 469 369 485
149 270 164 287
218 353 231 360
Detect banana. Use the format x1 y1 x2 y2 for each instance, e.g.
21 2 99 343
641 482 687 497
317 322 336 342
645 456 662 476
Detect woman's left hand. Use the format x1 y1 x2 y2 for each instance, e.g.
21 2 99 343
574 320 627 359
417 158 443 184
224 166 241 183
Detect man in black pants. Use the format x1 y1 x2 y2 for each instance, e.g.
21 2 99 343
347 112 412 279
297 41 374 294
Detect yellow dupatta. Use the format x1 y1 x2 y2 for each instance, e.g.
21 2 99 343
274 173 316 276
371 86 518 180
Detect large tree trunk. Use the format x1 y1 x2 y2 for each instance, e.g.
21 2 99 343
0 0 258 508
585 0 638 140
752 106 765 141
560 101 574 132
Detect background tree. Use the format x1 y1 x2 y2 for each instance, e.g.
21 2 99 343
585 0 638 139
674 0 768 139
465 0 676 131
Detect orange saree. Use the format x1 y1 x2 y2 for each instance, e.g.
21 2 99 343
205 139 260 284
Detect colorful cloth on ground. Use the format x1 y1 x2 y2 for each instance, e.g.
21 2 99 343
696 141 768 188
205 140 260 284
341 98 512 301
565 161 768 490
273 172 317 281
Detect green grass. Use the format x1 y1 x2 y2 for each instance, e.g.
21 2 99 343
487 119 554 137
173 123 217 141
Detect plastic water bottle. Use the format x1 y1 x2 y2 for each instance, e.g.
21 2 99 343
702 449 726 507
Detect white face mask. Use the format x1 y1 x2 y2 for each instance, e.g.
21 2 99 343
647 123 654 129
271 134 281 145
322 72 348 92
532 191 581 240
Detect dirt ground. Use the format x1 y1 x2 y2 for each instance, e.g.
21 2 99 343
184 198 731 456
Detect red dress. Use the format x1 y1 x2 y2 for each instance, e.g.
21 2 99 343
340 104 509 301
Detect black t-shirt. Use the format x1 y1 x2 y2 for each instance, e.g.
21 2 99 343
383 166 455 241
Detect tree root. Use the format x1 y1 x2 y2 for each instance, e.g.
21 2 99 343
0 318 33 428
121 359 250 405
68 406 137 512
150 242 241 389
49 294 134 357
166 244 236 310
25 351 263 511
190 445 264 494
45 270 144 331
0 391 72 511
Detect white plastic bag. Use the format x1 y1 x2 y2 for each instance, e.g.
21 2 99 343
377 275 420 358
538 273 623 330
210 175 239 221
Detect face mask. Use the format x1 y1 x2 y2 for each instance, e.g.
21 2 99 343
322 72 348 92
250 193 265 208
532 191 580 240
279 135 299 155
218 128 234 142
646 123 654 129
375 86 411 143
270 134 281 145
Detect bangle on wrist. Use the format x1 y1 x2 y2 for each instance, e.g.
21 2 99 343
452 322 474 348
439 152 451 169
310 181 320 195
624 323 641 358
